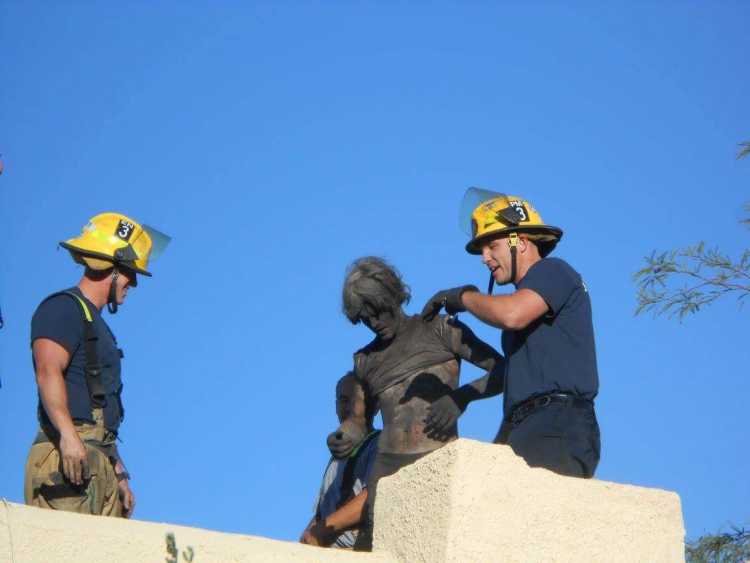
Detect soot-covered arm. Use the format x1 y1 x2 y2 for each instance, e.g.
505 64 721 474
423 319 505 439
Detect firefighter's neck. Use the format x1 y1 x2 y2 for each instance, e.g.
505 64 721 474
511 239 542 287
78 268 114 311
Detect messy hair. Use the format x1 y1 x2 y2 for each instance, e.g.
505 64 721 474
342 256 411 324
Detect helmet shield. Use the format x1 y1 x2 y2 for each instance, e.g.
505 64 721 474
459 187 506 237
143 225 171 262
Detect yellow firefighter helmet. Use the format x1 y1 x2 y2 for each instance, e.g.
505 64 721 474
460 188 563 256
60 212 170 277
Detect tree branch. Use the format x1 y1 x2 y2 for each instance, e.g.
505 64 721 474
634 241 750 319
686 526 750 562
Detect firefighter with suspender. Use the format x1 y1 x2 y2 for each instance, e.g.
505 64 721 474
24 213 170 517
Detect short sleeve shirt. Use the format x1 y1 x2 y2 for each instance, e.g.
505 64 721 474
502 258 599 414
353 315 497 397
31 287 124 432
313 431 380 548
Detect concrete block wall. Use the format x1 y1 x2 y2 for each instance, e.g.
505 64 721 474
374 439 686 562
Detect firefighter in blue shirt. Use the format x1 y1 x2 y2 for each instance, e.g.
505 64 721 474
422 188 600 478
25 212 169 516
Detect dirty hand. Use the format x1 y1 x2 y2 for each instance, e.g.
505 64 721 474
299 519 314 543
301 520 335 547
327 420 366 459
59 431 89 486
301 528 321 546
118 478 135 518
327 430 354 459
421 285 479 321
424 394 466 440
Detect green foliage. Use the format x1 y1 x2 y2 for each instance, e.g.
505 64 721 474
165 532 195 563
638 143 748 560
634 241 750 319
635 141 749 319
686 526 750 563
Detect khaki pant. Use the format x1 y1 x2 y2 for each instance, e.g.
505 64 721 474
24 409 122 517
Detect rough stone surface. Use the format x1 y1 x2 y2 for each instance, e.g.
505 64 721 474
0 499 395 563
373 439 686 562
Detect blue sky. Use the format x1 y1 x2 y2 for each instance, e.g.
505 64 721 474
1 2 748 543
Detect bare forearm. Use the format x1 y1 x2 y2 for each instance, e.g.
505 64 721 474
324 490 368 534
37 368 77 436
464 288 550 330
33 340 90 486
304 490 368 547
462 292 518 329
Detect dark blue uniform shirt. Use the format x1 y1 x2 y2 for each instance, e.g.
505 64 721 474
31 287 124 433
502 258 599 415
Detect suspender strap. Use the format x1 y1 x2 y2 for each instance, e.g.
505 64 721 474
63 292 107 409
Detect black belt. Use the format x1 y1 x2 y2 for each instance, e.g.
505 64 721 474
508 393 593 426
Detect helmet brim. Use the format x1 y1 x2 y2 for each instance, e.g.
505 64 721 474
60 242 153 277
465 225 563 256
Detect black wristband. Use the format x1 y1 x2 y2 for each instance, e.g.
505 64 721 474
115 471 131 482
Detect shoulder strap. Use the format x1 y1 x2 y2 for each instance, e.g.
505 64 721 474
43 291 106 409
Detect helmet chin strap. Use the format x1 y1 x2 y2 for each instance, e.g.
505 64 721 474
486 232 519 294
107 268 119 314
508 232 519 287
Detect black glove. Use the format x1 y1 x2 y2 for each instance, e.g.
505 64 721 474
421 285 479 321
423 394 467 440
326 420 366 459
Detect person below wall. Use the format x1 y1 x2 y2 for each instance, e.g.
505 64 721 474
300 373 379 548
339 256 503 550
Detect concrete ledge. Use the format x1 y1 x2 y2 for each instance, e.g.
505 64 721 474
0 500 395 563
1 439 685 562
373 439 685 562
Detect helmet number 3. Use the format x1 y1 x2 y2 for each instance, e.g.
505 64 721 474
509 201 529 222
116 220 135 242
